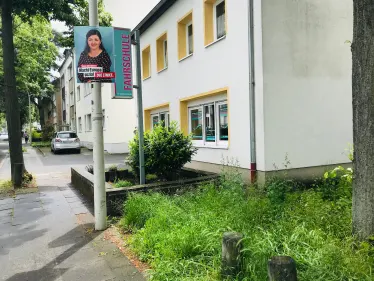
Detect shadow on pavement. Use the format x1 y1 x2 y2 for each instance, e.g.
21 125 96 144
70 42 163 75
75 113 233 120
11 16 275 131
5 224 100 281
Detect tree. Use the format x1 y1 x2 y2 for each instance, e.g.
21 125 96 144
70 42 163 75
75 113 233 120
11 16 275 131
352 0 374 240
0 0 98 186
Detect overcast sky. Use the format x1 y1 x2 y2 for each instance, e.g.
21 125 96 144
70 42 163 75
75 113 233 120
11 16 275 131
50 0 160 77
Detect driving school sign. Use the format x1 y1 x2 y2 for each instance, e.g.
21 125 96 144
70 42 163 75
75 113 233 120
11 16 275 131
73 26 133 99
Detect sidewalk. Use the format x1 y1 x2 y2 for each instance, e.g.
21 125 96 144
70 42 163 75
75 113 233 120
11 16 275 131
0 174 146 281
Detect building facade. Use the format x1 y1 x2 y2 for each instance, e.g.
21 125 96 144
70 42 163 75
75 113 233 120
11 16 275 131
133 0 353 180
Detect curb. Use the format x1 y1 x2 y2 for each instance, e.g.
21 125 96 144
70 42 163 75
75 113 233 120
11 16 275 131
35 146 46 157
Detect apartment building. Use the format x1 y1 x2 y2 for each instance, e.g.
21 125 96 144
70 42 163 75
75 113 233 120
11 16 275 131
58 50 76 132
133 0 353 181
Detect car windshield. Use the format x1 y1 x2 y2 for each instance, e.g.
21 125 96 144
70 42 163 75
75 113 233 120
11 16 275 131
58 133 77 139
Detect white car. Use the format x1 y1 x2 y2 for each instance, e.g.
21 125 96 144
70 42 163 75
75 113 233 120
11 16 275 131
51 131 81 154
0 133 9 141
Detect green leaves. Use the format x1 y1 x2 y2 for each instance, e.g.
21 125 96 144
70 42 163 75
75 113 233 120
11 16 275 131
128 122 198 181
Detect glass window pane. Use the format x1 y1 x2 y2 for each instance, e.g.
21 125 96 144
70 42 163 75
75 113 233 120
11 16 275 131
204 104 216 142
219 104 228 141
152 115 159 128
190 108 203 140
188 24 193 54
160 113 166 127
216 1 226 39
164 40 168 67
167 113 170 127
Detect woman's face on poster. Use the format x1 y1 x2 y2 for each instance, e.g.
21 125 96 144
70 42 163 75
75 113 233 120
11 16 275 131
87 35 101 51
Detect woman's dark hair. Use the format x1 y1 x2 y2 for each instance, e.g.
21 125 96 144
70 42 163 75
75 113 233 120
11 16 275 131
84 29 107 54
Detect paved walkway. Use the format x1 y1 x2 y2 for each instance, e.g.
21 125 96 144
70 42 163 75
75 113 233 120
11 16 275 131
0 174 145 281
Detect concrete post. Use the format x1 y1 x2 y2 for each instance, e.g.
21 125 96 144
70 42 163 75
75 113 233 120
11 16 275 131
268 256 298 281
89 0 106 231
221 232 243 278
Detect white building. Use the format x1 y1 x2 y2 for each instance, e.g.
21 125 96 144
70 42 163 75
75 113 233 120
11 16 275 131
133 0 353 181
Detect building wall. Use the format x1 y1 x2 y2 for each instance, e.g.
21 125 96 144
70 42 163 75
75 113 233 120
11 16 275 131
258 0 353 171
59 54 74 131
140 0 252 170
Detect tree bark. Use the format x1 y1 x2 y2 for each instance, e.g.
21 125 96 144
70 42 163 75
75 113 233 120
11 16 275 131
352 0 374 240
2 0 25 187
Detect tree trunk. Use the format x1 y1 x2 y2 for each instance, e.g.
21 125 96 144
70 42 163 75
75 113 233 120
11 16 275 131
2 0 25 187
352 0 374 240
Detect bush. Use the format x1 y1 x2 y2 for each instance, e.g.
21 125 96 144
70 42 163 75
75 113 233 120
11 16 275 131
119 170 373 281
115 180 132 188
32 129 42 140
128 122 197 180
31 141 50 148
41 122 55 142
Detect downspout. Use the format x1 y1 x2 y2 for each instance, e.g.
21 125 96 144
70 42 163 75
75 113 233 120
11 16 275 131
248 0 257 182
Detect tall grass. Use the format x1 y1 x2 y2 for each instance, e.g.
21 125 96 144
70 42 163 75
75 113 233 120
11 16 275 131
120 166 373 281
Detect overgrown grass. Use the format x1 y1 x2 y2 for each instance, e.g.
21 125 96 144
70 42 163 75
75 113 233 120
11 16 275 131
31 141 50 148
119 166 373 281
115 180 133 188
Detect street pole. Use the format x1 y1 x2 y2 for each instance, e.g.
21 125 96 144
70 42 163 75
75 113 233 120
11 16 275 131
28 93 32 143
89 0 106 230
134 30 145 184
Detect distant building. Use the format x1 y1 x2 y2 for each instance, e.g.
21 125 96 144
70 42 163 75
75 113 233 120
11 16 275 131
132 0 353 181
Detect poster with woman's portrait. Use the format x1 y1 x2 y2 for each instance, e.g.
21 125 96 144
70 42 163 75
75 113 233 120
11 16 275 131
74 26 115 83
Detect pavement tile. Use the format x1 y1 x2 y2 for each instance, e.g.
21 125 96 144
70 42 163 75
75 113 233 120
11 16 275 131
68 201 86 209
65 196 83 203
0 203 13 211
0 198 14 205
71 206 90 215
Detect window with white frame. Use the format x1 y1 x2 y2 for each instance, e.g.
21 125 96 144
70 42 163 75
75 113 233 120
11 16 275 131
189 100 228 147
187 23 193 55
86 114 92 131
78 117 82 133
102 109 106 129
77 86 80 101
163 40 168 68
68 64 73 80
151 111 170 129
215 0 226 40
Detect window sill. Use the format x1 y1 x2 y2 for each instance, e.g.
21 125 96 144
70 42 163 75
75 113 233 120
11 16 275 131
204 35 226 49
157 67 168 74
143 76 151 81
193 143 229 150
179 53 193 62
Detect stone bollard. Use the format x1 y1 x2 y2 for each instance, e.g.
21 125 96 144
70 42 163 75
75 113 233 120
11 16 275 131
268 256 298 281
221 232 243 279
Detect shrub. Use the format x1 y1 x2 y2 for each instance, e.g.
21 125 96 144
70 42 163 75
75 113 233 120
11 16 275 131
128 122 197 180
146 174 158 182
32 129 42 140
41 121 55 142
108 165 118 172
115 180 132 188
31 141 50 148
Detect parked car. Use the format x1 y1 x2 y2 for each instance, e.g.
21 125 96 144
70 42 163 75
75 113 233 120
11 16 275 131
0 133 9 141
51 131 81 154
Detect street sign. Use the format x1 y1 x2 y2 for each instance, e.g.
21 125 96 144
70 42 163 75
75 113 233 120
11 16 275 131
73 26 133 99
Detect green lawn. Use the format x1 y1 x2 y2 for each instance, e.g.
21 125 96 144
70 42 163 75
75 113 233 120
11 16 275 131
119 167 373 281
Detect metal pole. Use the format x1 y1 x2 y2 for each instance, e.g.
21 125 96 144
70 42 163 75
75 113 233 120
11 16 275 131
89 0 106 230
134 30 145 184
28 93 32 144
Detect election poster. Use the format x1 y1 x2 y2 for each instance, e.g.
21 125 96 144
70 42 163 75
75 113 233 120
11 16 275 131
74 26 133 99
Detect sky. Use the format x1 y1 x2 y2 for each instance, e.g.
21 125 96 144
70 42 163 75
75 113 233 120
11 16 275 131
50 0 160 77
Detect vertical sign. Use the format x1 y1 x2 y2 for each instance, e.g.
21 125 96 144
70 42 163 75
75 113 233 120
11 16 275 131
112 27 133 99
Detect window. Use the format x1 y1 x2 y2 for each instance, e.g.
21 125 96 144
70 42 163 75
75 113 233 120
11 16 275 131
86 114 92 131
142 45 151 79
61 75 65 86
77 86 80 101
151 111 169 129
178 11 193 60
204 0 226 46
188 101 228 147
58 132 77 138
163 40 168 68
70 91 74 105
156 32 168 72
68 64 73 80
215 0 226 39
78 117 82 132
187 24 193 55
102 109 106 129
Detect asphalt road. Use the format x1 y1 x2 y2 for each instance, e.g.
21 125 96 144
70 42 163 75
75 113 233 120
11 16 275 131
0 141 128 180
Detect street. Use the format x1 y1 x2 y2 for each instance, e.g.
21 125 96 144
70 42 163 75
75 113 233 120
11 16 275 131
0 142 127 180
